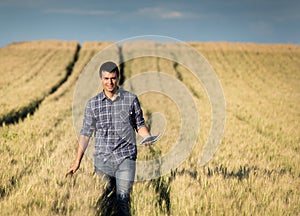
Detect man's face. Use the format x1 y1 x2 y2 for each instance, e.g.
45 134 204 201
101 71 119 93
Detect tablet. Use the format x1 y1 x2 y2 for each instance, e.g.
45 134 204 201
140 135 160 145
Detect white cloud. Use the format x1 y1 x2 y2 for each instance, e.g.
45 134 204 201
44 9 115 16
137 7 193 19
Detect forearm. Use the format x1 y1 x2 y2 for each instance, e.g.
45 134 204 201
138 125 151 138
66 135 90 176
75 135 90 164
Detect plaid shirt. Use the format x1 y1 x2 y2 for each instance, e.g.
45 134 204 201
80 88 145 164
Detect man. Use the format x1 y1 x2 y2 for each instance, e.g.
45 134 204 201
66 61 153 215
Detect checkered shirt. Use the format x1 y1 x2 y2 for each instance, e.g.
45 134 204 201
80 88 145 164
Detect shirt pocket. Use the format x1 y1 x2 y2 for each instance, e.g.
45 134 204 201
118 110 134 136
119 110 130 123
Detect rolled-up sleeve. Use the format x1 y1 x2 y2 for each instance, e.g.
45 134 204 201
132 96 146 131
80 100 96 137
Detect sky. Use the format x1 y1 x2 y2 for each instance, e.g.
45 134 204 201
0 0 299 47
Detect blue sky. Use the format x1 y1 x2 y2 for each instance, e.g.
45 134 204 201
0 0 299 47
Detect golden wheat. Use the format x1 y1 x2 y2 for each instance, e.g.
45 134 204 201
0 41 299 215
0 40 79 124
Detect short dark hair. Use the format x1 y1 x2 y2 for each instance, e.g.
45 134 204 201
99 61 120 79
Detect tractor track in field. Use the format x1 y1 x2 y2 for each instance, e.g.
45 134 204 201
0 44 82 200
0 44 81 126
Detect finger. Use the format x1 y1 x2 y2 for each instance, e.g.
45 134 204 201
65 170 74 177
145 141 152 146
66 172 73 178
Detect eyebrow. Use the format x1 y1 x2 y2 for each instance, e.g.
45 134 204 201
104 76 116 79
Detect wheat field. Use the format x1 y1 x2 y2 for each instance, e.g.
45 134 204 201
0 40 79 125
0 40 299 215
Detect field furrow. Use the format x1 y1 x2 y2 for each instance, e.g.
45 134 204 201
0 40 80 125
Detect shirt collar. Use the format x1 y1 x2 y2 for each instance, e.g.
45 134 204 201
100 87 123 101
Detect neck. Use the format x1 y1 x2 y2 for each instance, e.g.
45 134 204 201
104 88 118 100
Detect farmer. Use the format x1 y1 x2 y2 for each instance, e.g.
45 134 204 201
66 61 153 215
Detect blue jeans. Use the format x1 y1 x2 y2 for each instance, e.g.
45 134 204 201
94 157 136 216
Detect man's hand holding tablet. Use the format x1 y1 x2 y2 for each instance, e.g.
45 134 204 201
140 134 160 146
